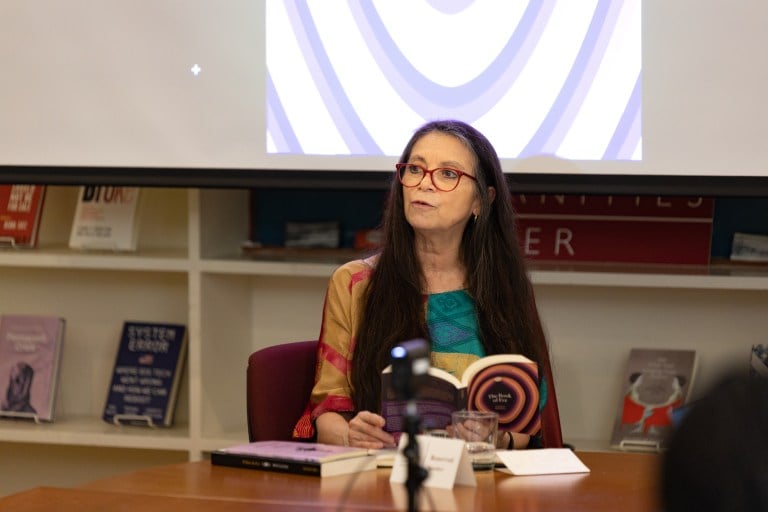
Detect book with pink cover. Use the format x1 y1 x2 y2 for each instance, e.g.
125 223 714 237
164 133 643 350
381 354 541 436
0 314 66 422
211 440 377 477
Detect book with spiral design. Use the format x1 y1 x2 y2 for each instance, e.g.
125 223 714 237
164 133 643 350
381 354 540 437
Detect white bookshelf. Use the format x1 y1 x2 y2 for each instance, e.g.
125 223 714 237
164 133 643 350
1 186 767 494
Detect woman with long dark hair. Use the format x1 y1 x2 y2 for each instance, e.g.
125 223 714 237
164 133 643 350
294 120 553 450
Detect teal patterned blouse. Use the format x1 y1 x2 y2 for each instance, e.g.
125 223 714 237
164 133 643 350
427 289 486 358
425 289 548 412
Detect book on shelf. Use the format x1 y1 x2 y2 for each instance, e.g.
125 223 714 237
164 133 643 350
284 221 340 248
69 186 141 251
0 314 66 422
381 354 541 437
210 440 378 478
731 232 768 262
103 321 187 427
0 185 46 248
749 344 768 378
610 348 698 452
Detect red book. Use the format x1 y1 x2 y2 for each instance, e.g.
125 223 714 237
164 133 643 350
0 185 46 248
512 194 714 265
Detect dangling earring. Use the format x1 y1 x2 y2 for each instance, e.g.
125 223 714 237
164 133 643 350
473 212 478 222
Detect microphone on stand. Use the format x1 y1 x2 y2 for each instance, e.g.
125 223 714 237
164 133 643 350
390 338 430 512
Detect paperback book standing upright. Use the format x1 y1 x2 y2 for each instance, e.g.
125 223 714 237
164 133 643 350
69 186 141 251
103 321 187 427
750 344 768 378
610 348 698 452
0 185 46 248
0 314 66 422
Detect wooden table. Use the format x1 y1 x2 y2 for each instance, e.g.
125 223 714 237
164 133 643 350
0 451 661 511
0 486 313 512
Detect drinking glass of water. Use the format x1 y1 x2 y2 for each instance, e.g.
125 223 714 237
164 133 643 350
451 410 498 470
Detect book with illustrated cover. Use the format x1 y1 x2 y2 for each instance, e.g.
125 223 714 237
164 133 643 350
210 440 377 477
749 344 768 378
731 232 768 262
69 186 141 251
610 348 698 452
0 314 65 422
0 185 46 248
381 354 541 437
103 321 187 427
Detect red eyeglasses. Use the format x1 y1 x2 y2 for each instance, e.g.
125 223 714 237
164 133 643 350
395 163 477 192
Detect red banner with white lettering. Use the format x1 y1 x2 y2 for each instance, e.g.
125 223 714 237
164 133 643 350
512 195 714 265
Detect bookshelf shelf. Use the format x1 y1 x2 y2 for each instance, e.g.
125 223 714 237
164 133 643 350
530 264 768 290
200 258 339 278
0 416 191 450
1 186 767 496
0 249 189 271
209 251 768 291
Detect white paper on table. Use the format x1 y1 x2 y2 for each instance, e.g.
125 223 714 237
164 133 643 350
496 448 591 476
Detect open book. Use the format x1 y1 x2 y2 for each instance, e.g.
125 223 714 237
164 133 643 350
381 354 540 436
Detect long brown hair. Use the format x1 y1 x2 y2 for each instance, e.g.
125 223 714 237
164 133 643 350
351 120 547 413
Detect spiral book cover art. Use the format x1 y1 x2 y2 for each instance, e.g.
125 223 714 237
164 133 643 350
466 359 540 436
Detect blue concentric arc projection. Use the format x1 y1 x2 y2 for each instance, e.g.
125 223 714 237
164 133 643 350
350 1 551 113
266 0 641 161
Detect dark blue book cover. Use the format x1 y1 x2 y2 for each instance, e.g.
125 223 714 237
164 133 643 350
103 321 187 427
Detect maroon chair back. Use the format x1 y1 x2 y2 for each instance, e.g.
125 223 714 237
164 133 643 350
247 340 318 442
539 344 564 448
540 376 564 448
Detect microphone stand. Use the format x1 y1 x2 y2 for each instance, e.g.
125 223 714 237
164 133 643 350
389 338 431 512
403 401 428 512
